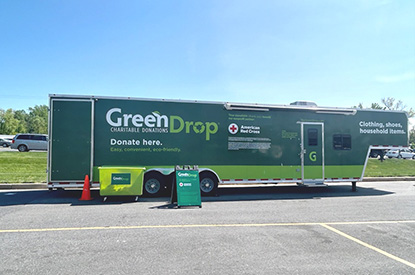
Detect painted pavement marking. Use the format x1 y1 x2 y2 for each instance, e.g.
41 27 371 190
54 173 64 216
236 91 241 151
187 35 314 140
320 223 415 269
1 220 414 268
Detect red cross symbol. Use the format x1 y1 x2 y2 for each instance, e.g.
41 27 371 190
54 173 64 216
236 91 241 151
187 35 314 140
228 123 238 134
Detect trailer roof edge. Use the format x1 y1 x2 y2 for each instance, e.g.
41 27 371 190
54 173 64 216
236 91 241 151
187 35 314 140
48 94 407 115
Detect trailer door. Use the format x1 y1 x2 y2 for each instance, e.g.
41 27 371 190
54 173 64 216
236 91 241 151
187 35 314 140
301 122 324 182
49 99 94 182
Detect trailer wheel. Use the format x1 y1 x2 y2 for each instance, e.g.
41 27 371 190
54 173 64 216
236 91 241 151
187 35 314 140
199 173 218 196
143 173 164 197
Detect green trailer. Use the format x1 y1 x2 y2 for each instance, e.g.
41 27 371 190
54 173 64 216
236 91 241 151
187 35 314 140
47 95 409 196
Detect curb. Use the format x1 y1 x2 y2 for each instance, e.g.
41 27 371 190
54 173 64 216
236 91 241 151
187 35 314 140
362 177 415 182
0 183 47 190
1 177 414 190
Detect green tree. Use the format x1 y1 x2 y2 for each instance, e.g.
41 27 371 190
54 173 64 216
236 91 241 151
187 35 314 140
381 97 415 117
369 103 384 110
0 109 5 133
0 109 21 134
13 110 28 133
355 97 414 118
355 102 383 110
410 127 415 149
27 105 48 134
0 105 48 135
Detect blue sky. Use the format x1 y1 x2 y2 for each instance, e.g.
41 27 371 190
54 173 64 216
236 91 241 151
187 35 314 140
1 0 414 113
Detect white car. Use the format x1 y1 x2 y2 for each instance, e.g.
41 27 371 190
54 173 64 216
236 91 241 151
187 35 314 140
11 133 48 152
385 149 415 159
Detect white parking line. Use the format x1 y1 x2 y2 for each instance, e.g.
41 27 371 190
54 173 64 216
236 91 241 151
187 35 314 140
320 223 415 269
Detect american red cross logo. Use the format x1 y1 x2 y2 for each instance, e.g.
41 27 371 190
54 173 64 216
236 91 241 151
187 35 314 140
228 123 238 134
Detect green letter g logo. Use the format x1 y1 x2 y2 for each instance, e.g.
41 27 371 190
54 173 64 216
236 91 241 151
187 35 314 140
309 151 317 162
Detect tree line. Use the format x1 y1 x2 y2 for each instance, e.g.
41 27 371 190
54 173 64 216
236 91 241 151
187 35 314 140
355 97 414 118
0 105 48 135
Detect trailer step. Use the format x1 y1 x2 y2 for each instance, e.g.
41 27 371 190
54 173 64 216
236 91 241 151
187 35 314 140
301 181 327 187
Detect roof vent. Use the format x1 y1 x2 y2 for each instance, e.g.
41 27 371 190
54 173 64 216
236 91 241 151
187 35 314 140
290 101 317 107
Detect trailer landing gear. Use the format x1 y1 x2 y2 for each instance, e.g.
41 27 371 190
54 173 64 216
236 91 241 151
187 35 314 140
352 182 357 192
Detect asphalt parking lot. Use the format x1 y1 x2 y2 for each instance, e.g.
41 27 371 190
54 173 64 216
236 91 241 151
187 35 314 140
1 181 415 274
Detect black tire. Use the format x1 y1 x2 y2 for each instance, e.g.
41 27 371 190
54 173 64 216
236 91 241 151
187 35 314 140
2 143 7 148
199 173 218 196
18 144 28 152
143 173 165 197
412 155 415 160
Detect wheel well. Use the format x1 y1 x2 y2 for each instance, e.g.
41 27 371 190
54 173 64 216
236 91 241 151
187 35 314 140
144 171 167 182
144 171 175 189
199 171 219 184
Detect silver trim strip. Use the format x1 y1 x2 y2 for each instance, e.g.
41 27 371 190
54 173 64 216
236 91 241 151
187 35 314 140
90 100 95 183
49 94 221 106
226 102 357 114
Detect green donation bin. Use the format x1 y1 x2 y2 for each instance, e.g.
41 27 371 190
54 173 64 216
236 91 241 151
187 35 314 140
175 167 201 208
99 167 145 197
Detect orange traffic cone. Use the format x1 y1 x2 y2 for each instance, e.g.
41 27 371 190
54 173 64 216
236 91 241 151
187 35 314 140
79 175 93 201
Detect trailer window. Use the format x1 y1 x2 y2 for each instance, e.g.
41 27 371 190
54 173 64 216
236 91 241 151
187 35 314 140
308 129 318 146
343 135 351 149
333 134 351 150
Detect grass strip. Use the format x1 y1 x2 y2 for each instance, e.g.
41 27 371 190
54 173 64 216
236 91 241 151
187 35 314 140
0 151 47 183
365 158 415 177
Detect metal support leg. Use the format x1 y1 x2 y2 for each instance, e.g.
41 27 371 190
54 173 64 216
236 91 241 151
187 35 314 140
352 182 357 192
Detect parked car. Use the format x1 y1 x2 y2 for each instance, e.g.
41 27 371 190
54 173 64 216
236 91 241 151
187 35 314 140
385 150 399 158
0 138 12 147
369 149 386 158
399 149 415 159
385 149 415 159
11 134 48 152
